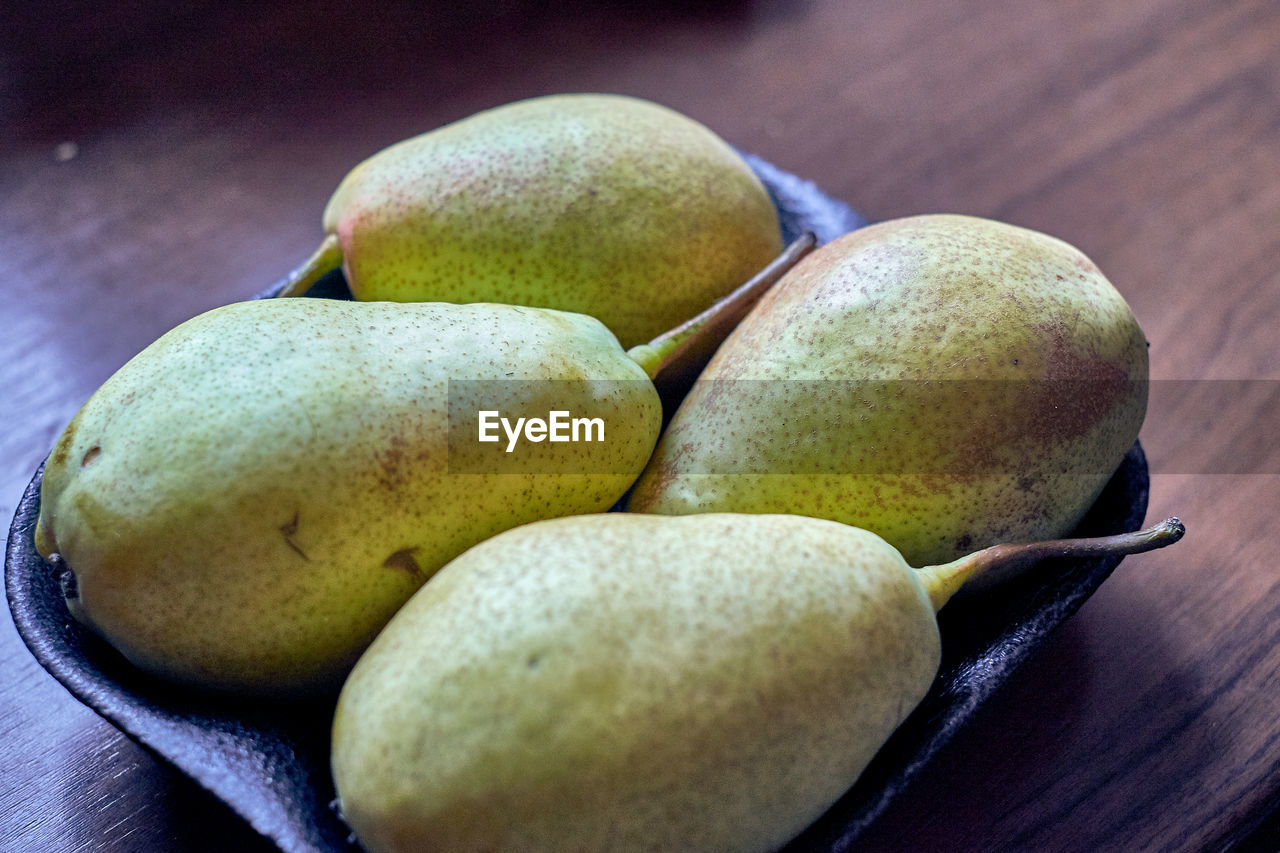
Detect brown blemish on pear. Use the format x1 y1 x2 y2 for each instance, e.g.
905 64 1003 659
383 549 424 578
279 512 309 561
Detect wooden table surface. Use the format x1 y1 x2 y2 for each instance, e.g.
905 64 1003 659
3 1 1277 850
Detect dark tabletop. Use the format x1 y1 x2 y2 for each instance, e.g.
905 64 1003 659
2 1 1278 851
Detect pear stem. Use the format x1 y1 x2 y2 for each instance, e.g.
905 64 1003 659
917 517 1186 612
274 234 343 298
626 232 816 380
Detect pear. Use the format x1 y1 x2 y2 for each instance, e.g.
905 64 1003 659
276 93 785 349
36 299 660 697
330 512 1184 853
628 214 1150 568
33 237 813 698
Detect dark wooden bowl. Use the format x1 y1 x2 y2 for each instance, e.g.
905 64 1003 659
5 159 1148 853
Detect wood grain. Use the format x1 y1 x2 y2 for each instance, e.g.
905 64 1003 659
2 1 1276 850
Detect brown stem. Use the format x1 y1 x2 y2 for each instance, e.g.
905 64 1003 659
627 232 816 381
918 517 1186 611
273 234 343 298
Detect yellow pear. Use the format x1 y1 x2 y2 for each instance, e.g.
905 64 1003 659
34 235 812 698
331 512 1184 852
277 93 784 349
34 299 667 698
629 214 1149 568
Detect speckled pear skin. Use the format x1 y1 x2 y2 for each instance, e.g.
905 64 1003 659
33 299 661 698
331 512 939 853
628 214 1148 568
324 93 784 348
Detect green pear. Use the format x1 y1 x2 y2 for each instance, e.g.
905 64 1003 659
628 214 1150 568
330 512 1184 853
32 237 813 698
276 93 785 349
34 299 667 698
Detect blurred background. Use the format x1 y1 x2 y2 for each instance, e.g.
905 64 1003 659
3 1 1277 850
